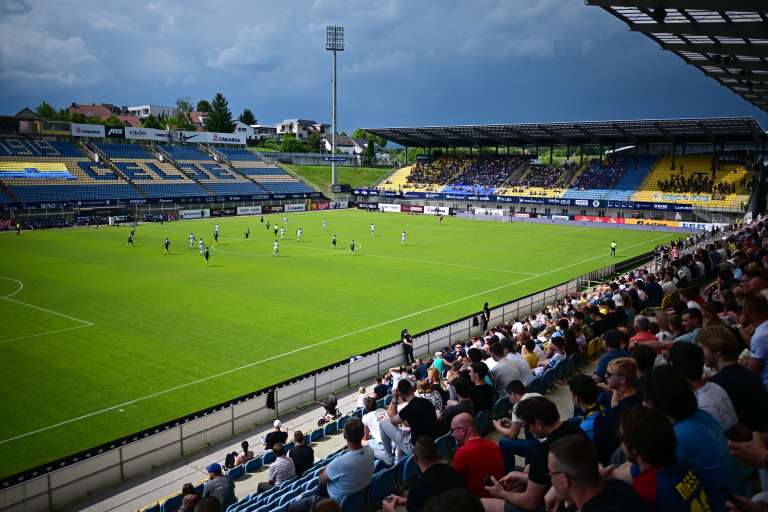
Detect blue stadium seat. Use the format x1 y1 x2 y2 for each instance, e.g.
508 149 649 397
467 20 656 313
245 458 263 473
492 397 510 420
309 428 324 443
323 420 339 436
227 464 245 480
160 144 213 161
262 450 276 465
159 493 182 512
400 454 421 484
368 465 396 505
340 488 367 512
435 433 455 460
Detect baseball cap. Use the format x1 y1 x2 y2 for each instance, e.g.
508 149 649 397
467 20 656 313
206 462 222 474
274 419 282 428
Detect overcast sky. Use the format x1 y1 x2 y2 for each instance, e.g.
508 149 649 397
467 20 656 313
1 0 765 132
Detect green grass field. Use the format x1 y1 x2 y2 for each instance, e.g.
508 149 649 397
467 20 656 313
285 165 395 190
0 210 679 478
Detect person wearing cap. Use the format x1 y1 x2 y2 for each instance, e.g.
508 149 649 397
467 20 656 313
264 420 288 451
202 462 237 509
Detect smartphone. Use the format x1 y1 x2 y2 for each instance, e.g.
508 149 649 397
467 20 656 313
484 475 495 487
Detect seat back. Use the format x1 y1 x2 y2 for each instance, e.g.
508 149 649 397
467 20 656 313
368 466 397 505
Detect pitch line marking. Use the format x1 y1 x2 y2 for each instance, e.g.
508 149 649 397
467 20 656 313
0 233 671 446
0 276 24 298
0 325 91 345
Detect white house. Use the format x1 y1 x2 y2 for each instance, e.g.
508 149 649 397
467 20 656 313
276 119 329 140
233 121 256 141
127 104 178 119
321 134 366 155
251 124 277 142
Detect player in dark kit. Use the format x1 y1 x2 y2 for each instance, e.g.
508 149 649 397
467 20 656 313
273 224 279 238
332 234 337 248
214 231 219 243
245 227 250 240
266 220 270 230
163 238 170 255
350 240 356 255
260 216 264 224
204 247 210 265
127 233 134 246
610 240 617 256
15 223 21 235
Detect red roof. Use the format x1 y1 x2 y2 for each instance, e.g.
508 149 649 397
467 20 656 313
68 104 114 119
117 115 141 127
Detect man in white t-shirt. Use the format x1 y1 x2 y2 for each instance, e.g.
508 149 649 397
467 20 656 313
361 396 393 465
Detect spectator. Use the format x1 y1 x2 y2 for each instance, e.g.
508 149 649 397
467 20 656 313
481 397 587 511
641 366 743 509
537 335 566 370
373 377 389 400
503 339 535 386
744 293 768 389
355 387 367 410
630 344 657 380
428 368 448 403
413 358 429 381
492 380 542 471
234 440 253 466
318 418 374 504
401 328 414 364
628 316 659 351
416 380 444 412
440 376 475 427
593 357 642 466
258 442 295 492
567 374 603 441
673 308 703 344
668 342 740 435
264 420 288 450
489 342 528 398
593 330 630 382
432 352 446 375
699 325 768 432
450 412 504 498
380 379 438 463
422 488 484 512
381 437 465 512
521 337 539 369
469 362 495 413
179 482 200 512
194 496 222 512
611 406 711 511
288 431 315 477
202 463 237 510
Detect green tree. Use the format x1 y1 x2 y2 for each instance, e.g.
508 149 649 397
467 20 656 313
307 131 322 152
35 101 57 120
196 99 212 113
166 97 196 131
142 114 163 129
70 112 87 124
280 133 307 153
204 92 236 133
363 136 375 164
104 115 125 127
352 128 386 148
239 108 256 126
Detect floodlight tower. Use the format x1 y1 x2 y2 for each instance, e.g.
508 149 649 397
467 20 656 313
326 25 344 186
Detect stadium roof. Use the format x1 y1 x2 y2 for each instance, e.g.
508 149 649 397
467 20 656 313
585 1 768 115
365 117 767 148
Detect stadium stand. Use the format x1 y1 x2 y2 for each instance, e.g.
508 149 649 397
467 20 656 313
562 155 657 201
377 165 415 192
223 149 315 195
0 138 142 202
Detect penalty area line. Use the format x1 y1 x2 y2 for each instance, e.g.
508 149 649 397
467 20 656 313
0 234 669 446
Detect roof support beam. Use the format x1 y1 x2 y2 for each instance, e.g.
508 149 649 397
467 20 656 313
610 123 638 143
697 60 768 73
585 0 766 11
537 125 568 145
629 22 768 40
573 124 600 144
661 43 768 59
473 127 509 146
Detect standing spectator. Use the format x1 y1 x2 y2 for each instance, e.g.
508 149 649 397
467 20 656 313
468 362 495 413
234 440 254 466
318 418 374 504
202 463 237 510
264 420 288 451
668 342 739 435
259 442 296 492
432 352 446 376
355 387 367 410
401 329 415 364
480 397 587 511
699 325 768 432
450 413 504 498
288 431 315 477
744 293 768 389
381 437 465 512
380 379 438 463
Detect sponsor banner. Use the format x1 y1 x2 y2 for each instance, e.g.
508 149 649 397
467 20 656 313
180 209 210 219
424 206 450 215
322 156 347 162
624 218 680 228
402 191 426 199
652 192 709 203
105 127 125 139
237 206 262 216
514 213 531 218
175 131 246 145
126 127 171 142
330 201 348 209
0 162 75 179
574 215 625 224
262 205 284 213
474 208 504 216
378 203 402 213
401 205 424 213
284 203 306 212
551 215 570 221
70 123 105 138
311 202 331 211
357 203 378 210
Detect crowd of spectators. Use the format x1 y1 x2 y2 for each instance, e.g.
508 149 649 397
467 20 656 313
407 156 471 188
180 218 768 512
571 158 628 191
449 156 524 188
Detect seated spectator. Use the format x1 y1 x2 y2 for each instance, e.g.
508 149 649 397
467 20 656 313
423 488 484 512
480 397 587 511
630 344 657 380
503 339 535 386
258 442 295 493
593 357 642 466
362 396 392 464
699 325 768 432
202 463 237 510
194 496 223 512
380 379 438 463
492 380 542 472
744 293 768 389
489 342 529 398
440 376 475 427
469 362 495 413
610 406 711 511
413 358 429 381
593 330 630 382
521 337 539 369
318 418 374 504
628 316 659 351
234 440 253 466
641 366 743 509
288 431 315 477
450 412 504 499
432 352 447 375
428 367 449 403
382 437 465 512
416 380 444 411
264 420 288 450
373 376 389 400
179 482 200 512
673 308 703 344
536 335 565 371
355 387 367 410
567 374 603 441
668 342 740 436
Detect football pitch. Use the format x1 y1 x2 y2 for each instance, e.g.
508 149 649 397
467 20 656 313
0 209 679 478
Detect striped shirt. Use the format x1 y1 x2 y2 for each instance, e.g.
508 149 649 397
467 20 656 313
268 456 296 486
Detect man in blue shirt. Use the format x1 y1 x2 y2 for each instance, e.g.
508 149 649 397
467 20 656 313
593 330 630 383
318 417 374 503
